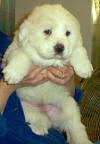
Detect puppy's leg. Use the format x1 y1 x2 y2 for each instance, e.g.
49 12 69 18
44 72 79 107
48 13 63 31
60 96 93 144
22 101 51 135
3 49 31 84
70 46 93 78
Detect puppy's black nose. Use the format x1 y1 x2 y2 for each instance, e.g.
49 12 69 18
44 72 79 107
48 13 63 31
54 44 64 54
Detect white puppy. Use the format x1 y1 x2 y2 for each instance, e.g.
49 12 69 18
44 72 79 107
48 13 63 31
2 4 93 144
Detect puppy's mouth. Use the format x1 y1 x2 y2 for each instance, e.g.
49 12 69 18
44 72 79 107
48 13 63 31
36 49 65 60
54 53 65 60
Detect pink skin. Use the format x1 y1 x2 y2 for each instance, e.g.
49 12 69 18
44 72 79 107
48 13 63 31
23 101 62 118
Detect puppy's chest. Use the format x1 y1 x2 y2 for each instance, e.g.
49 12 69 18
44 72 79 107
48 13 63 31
16 81 69 104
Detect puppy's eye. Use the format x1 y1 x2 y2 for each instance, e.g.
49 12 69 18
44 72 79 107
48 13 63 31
44 29 52 35
66 31 71 36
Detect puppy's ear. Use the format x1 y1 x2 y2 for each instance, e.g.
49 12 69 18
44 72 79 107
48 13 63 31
70 33 93 78
70 33 89 62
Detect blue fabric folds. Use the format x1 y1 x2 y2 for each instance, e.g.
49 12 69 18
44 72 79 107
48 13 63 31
74 87 83 104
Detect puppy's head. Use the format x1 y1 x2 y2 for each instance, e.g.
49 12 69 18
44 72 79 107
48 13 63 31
17 4 82 66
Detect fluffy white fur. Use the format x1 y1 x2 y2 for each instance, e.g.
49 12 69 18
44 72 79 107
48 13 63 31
2 4 93 144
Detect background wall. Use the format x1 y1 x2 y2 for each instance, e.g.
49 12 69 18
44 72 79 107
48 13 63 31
15 0 92 59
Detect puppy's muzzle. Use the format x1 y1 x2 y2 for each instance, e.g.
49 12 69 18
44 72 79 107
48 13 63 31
54 43 64 54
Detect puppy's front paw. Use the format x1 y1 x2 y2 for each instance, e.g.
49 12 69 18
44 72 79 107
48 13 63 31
74 62 93 78
3 65 25 84
30 122 48 136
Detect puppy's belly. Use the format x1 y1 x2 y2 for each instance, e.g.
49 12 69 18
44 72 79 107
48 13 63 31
22 101 62 118
16 81 70 106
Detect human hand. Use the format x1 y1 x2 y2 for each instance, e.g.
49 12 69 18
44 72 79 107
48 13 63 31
47 65 74 85
16 64 48 88
47 65 75 96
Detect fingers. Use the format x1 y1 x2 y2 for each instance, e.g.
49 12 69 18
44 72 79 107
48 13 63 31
29 73 48 85
47 65 74 85
28 64 40 73
58 65 74 75
20 65 48 86
27 68 43 79
48 65 74 79
18 63 48 87
24 67 44 80
47 71 71 85
20 72 47 86
47 67 64 78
